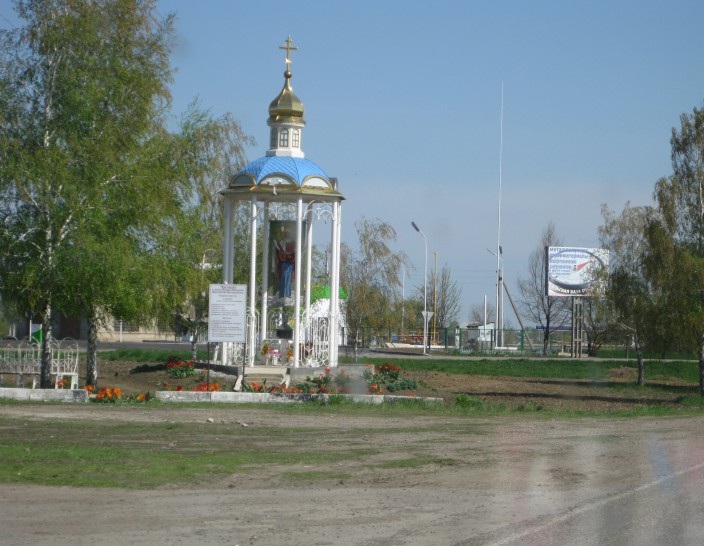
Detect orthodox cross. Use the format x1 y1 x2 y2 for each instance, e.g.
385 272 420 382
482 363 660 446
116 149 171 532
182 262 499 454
279 35 298 67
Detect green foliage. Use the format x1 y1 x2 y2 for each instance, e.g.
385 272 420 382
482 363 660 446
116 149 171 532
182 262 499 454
295 368 353 395
455 394 487 409
646 105 704 393
385 378 420 392
364 362 418 394
0 1 252 388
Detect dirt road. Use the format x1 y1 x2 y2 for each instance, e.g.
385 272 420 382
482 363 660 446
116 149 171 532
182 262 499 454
2 404 704 545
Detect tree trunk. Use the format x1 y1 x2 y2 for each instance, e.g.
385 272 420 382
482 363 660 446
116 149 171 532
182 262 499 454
635 338 645 387
86 313 99 388
353 327 359 363
542 315 550 356
699 344 704 396
39 305 53 389
191 335 198 363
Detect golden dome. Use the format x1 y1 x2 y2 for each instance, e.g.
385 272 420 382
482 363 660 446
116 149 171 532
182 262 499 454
268 70 305 125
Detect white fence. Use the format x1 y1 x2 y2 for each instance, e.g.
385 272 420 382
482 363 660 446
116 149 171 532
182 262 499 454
0 339 80 389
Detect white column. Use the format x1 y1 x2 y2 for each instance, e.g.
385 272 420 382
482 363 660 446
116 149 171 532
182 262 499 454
248 197 258 367
304 206 314 334
293 198 303 367
260 204 270 347
335 202 343 365
329 200 341 366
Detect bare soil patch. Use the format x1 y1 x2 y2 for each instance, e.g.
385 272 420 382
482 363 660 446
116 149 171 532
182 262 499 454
85 358 702 413
2 402 704 545
407 370 699 412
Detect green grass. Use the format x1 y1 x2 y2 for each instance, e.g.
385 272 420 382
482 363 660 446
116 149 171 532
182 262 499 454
99 348 210 363
678 396 704 407
104 348 701 383
373 456 455 469
596 348 697 360
0 416 377 488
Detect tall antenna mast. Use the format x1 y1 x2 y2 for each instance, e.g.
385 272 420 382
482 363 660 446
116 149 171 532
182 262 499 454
496 82 504 348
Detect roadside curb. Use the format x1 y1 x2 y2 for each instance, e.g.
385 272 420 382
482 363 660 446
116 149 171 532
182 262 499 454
0 388 89 402
0 388 441 405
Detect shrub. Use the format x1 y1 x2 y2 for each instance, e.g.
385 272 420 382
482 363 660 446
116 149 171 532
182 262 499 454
364 362 416 395
455 394 486 409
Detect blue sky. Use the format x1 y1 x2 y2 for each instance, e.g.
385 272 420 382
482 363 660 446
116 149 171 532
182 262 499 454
3 0 704 322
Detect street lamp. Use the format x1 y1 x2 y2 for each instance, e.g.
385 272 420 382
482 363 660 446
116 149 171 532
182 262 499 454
411 221 429 355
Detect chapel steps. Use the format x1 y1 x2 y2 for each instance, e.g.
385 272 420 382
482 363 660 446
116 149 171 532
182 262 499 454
238 366 290 392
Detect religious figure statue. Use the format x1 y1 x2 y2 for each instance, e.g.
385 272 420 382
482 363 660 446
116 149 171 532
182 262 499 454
273 223 295 298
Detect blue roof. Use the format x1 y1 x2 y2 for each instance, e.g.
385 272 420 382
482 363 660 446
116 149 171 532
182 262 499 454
240 156 329 186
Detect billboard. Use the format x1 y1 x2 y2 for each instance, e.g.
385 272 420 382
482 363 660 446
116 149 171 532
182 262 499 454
545 246 609 297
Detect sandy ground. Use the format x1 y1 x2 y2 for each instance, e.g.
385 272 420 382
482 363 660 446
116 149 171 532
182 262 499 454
2 403 704 545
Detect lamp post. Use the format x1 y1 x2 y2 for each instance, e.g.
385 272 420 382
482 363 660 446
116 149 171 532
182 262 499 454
401 266 405 336
433 251 438 346
411 221 429 355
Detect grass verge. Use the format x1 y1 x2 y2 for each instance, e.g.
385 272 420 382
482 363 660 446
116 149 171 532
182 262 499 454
0 415 377 489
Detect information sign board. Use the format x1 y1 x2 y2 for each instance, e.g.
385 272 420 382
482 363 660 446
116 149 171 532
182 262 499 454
208 284 247 343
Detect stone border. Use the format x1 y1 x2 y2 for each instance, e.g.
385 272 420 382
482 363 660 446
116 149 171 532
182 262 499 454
0 387 441 405
156 391 443 404
0 387 89 402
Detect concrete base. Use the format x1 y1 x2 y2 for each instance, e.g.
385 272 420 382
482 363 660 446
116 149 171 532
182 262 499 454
156 391 442 404
0 388 89 403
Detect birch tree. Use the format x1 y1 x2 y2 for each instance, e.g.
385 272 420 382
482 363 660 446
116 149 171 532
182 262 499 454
0 0 176 386
340 218 407 357
0 0 252 387
648 104 704 394
598 203 653 383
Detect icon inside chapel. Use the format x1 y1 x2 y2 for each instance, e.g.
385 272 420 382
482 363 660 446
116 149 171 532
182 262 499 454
270 220 305 299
